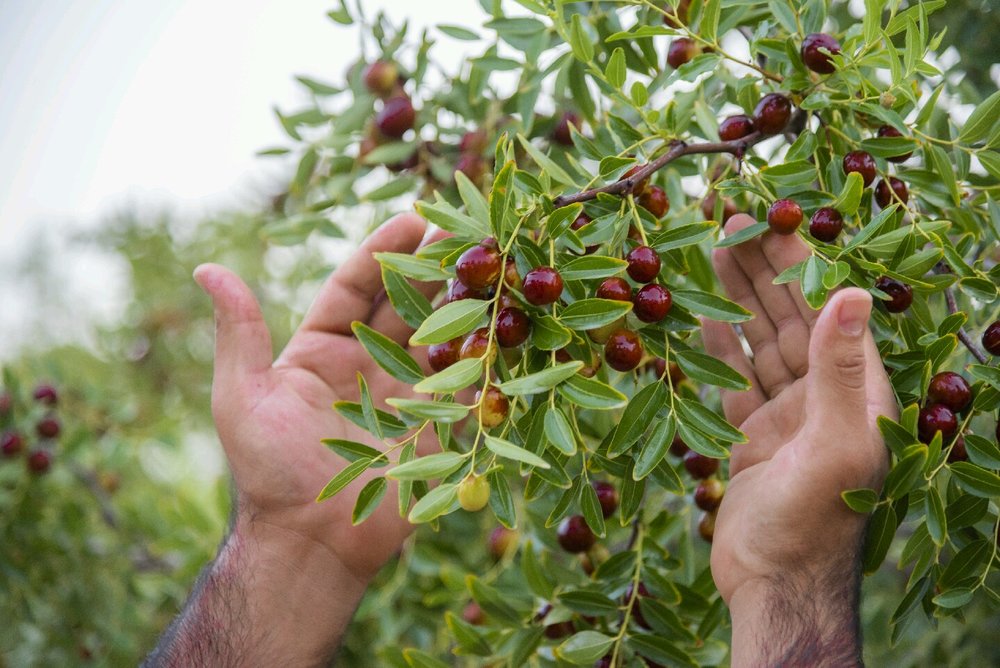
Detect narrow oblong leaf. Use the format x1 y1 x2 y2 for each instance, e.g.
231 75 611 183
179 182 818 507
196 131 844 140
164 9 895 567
316 458 373 501
495 361 584 395
608 381 668 457
387 451 468 480
413 357 483 394
409 299 490 345
558 299 633 331
352 477 388 524
485 435 552 469
352 322 425 384
558 374 628 410
408 482 459 523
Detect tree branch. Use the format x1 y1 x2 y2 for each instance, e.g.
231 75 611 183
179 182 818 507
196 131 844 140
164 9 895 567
552 132 766 208
944 286 989 364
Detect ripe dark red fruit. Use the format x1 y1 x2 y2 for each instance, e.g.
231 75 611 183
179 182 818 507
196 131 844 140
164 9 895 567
523 266 563 306
447 279 484 302
503 260 521 290
767 198 803 235
694 478 725 511
596 277 632 302
927 372 972 413
455 243 502 290
633 284 673 323
877 125 913 162
667 38 698 69
36 416 60 439
984 321 1000 356
809 207 844 242
592 481 619 518
701 193 738 223
669 435 689 457
489 526 518 560
637 186 669 218
698 511 716 543
454 153 487 183
800 33 841 74
362 60 399 96
459 129 488 154
375 96 415 138
718 114 755 142
495 307 531 347
570 213 598 254
753 93 792 136
624 582 652 628
874 276 913 313
552 111 580 146
460 327 495 362
462 602 485 626
536 603 575 639
842 150 877 187
27 449 52 474
619 165 649 195
33 384 58 406
683 450 720 479
874 177 908 208
1 431 23 457
948 436 968 463
557 515 596 553
604 329 643 372
918 403 958 444
476 386 509 428
427 338 462 372
625 246 661 283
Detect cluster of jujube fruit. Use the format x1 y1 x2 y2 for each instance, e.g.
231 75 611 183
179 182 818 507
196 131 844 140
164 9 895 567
1 382 62 475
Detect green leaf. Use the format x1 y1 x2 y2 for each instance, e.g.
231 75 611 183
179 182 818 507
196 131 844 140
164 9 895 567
516 134 576 185
823 261 851 289
800 256 829 309
484 435 551 468
650 221 717 251
608 381 668 457
605 48 626 88
700 0 721 42
454 171 490 224
841 488 879 513
580 482 607 537
559 256 628 281
352 322 425 384
884 447 928 499
409 299 490 345
558 374 628 410
634 418 675 480
558 590 619 615
388 452 467 480
925 486 947 547
531 314 573 350
352 477 388 524
832 172 864 215
933 588 975 609
437 24 480 40
413 358 483 394
316 458 373 501
959 90 1000 143
964 434 1000 469
444 612 492 656
487 469 516 528
626 634 697 668
416 197 491 240
375 252 450 281
544 408 577 456
927 144 961 206
674 350 750 391
362 176 419 201
967 364 1000 389
558 298 632 330
408 482 458 523
671 289 752 323
950 462 1000 498
495 361 583 395
677 397 745 443
386 398 470 423
556 631 615 665
715 221 768 247
334 401 409 438
862 503 897 574
569 14 594 63
323 438 383 463
467 575 522 624
841 204 898 254
382 266 433 329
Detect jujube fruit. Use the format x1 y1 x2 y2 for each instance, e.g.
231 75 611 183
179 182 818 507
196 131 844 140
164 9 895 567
667 38 699 69
625 246 661 283
476 386 509 428
753 93 792 136
809 207 844 242
458 474 491 511
637 185 669 218
874 276 913 313
694 478 725 511
1 431 23 457
918 403 958 444
489 526 518 560
36 416 60 439
428 338 462 372
495 307 531 347
800 33 841 74
927 371 972 413
698 511 716 543
455 243 502 290
596 277 632 302
460 328 495 362
767 198 803 235
556 515 596 553
33 384 58 405
842 150 877 187
874 176 908 208
604 329 643 372
592 481 619 518
632 284 672 323
375 95 415 138
718 114 755 141
619 165 649 194
362 60 399 96
522 266 563 305
984 321 1000 356
877 125 913 162
683 450 719 479
552 111 580 146
27 449 52 475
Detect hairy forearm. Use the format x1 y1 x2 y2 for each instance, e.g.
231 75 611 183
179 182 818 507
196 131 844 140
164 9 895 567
729 563 863 668
144 517 368 668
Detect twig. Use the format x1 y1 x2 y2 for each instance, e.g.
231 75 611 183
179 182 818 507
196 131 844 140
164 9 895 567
944 286 989 364
553 132 766 208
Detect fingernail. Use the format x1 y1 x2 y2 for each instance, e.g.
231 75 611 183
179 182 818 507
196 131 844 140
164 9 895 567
837 294 871 336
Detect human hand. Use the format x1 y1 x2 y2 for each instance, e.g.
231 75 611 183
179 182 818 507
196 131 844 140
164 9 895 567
701 214 896 665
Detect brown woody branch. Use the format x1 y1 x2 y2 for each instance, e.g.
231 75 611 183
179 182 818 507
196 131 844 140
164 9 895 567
552 132 767 208
944 286 989 364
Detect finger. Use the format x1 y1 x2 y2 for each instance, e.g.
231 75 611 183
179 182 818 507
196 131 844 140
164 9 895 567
725 216 811 378
701 319 767 426
300 212 431 336
713 246 797 396
759 229 819 325
194 263 274 383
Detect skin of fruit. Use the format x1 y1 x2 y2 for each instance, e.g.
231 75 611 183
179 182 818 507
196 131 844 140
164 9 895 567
535 604 575 639
587 318 625 345
718 114 755 141
619 165 649 194
522 267 564 305
625 245 661 283
698 511 716 543
362 60 399 96
447 279 485 303
455 244 502 290
570 213 598 254
556 515 596 553
667 37 699 69
596 277 632 302
454 153 487 183
800 33 841 74
669 435 689 457
874 176 908 208
459 129 489 154
918 403 958 443
375 95 415 138
809 207 844 242
460 328 496 363
495 307 531 347
1 431 23 457
767 199 803 235
877 125 913 162
36 416 60 439
947 436 968 463
489 526 518 560
651 359 686 387
874 276 913 313
476 386 509 428
927 371 972 413
637 185 669 218
27 449 52 474
624 583 652 628
753 93 793 136
33 384 58 405
842 150 877 187
503 260 522 290
462 602 485 626
633 284 673 323
427 338 462 372
458 474 491 512
604 329 643 372
592 481 619 519
552 111 580 146
683 450 720 479
984 321 1000 356
694 478 725 511
701 193 738 223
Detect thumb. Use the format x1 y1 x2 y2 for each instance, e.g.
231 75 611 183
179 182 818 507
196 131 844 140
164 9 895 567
806 288 873 415
194 264 273 384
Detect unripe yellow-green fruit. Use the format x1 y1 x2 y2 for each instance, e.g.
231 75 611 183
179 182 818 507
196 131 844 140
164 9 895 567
458 474 491 512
